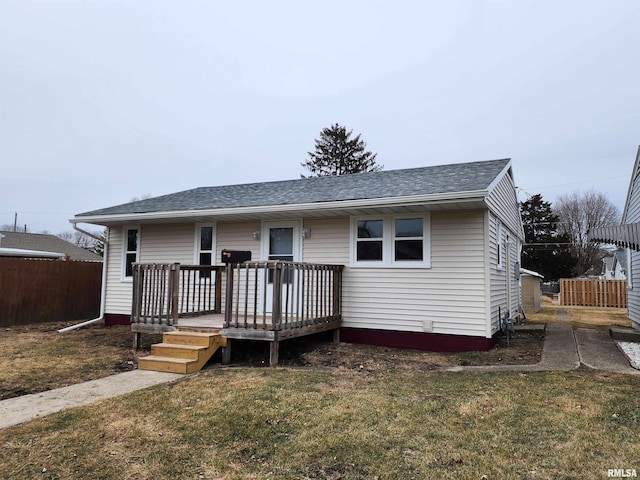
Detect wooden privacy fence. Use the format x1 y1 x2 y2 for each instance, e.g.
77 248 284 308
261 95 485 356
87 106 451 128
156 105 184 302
560 278 627 308
0 257 102 327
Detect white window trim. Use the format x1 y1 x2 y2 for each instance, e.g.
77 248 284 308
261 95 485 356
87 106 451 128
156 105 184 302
121 225 140 282
194 223 217 266
349 213 431 268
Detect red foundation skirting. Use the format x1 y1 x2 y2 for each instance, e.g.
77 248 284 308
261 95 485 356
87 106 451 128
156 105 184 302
340 327 497 352
104 313 131 326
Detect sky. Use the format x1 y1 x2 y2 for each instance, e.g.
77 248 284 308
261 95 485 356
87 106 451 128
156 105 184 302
1 0 639 235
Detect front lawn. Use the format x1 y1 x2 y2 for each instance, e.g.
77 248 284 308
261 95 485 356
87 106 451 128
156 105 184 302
0 322 160 400
1 368 638 479
0 321 543 401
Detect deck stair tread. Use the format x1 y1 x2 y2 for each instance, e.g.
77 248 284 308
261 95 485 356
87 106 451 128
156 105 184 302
138 330 226 374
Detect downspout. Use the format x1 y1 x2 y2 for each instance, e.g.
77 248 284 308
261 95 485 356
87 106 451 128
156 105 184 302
58 223 108 333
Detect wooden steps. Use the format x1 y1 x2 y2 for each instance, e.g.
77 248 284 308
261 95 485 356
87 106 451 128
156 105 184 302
138 330 226 374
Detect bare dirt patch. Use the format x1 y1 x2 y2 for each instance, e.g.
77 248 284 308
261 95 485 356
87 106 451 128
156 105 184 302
233 329 545 371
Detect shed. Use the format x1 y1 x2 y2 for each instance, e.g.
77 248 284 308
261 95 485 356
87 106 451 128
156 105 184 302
521 268 544 313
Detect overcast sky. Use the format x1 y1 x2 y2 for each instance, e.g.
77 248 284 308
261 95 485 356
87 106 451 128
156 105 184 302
1 0 638 234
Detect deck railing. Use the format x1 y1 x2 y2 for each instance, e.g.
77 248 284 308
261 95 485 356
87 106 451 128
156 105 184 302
131 263 223 328
224 261 344 332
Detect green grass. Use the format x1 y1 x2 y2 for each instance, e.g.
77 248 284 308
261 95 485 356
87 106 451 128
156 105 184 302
1 368 638 479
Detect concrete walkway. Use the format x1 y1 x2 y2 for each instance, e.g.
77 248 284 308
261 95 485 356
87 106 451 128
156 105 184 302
445 322 639 375
0 370 181 430
1 323 638 430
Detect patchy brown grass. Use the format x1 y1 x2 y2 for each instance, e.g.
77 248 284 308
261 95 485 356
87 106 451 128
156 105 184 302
0 321 160 400
1 321 544 403
527 297 631 331
0 368 638 479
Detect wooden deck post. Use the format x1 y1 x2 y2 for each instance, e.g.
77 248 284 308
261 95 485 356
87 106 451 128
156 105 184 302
170 263 179 326
214 267 223 314
133 332 141 350
224 265 234 327
222 340 231 365
270 340 279 367
272 263 282 330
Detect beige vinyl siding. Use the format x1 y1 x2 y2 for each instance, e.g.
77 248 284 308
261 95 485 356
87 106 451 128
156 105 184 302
105 224 197 315
138 224 197 264
488 213 520 335
624 169 640 328
104 227 131 315
216 222 261 312
216 222 261 261
301 218 349 264
485 169 524 240
342 211 487 336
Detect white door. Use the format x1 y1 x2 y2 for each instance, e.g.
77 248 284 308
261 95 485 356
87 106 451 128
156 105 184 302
262 221 301 313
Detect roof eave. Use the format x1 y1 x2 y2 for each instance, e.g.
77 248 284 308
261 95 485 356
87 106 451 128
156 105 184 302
72 190 489 225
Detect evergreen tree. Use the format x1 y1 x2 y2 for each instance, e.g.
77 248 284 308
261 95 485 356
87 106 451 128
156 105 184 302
301 123 382 177
520 194 575 281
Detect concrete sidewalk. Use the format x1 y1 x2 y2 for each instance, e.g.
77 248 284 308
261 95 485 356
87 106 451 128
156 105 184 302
575 327 639 374
0 370 182 430
445 322 640 375
1 323 638 431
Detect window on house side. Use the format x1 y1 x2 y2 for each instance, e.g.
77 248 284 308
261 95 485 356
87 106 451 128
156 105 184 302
356 219 384 261
352 215 430 267
198 226 214 279
123 227 139 278
394 217 423 261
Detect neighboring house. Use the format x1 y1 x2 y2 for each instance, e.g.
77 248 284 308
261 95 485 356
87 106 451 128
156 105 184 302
520 268 544 313
72 158 524 351
0 231 102 262
589 145 640 331
600 249 627 280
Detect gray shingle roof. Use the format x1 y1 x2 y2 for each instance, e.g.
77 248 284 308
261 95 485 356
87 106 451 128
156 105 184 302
0 231 102 262
77 158 510 218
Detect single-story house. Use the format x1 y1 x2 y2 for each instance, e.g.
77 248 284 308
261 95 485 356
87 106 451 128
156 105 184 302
0 231 102 262
589 145 640 331
72 158 524 352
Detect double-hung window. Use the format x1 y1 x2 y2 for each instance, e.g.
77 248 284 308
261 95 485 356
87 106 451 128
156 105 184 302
122 227 139 281
352 214 430 267
196 225 215 279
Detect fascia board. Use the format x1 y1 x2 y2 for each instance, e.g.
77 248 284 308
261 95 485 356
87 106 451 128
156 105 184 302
71 190 488 225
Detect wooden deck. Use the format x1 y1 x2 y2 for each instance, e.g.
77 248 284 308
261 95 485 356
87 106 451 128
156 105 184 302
131 261 343 367
174 314 224 331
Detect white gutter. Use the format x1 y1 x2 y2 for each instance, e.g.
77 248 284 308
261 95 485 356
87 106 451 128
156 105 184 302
58 223 108 333
0 247 67 259
72 190 489 225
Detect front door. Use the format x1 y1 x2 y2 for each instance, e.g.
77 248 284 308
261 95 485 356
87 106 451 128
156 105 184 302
262 221 301 313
